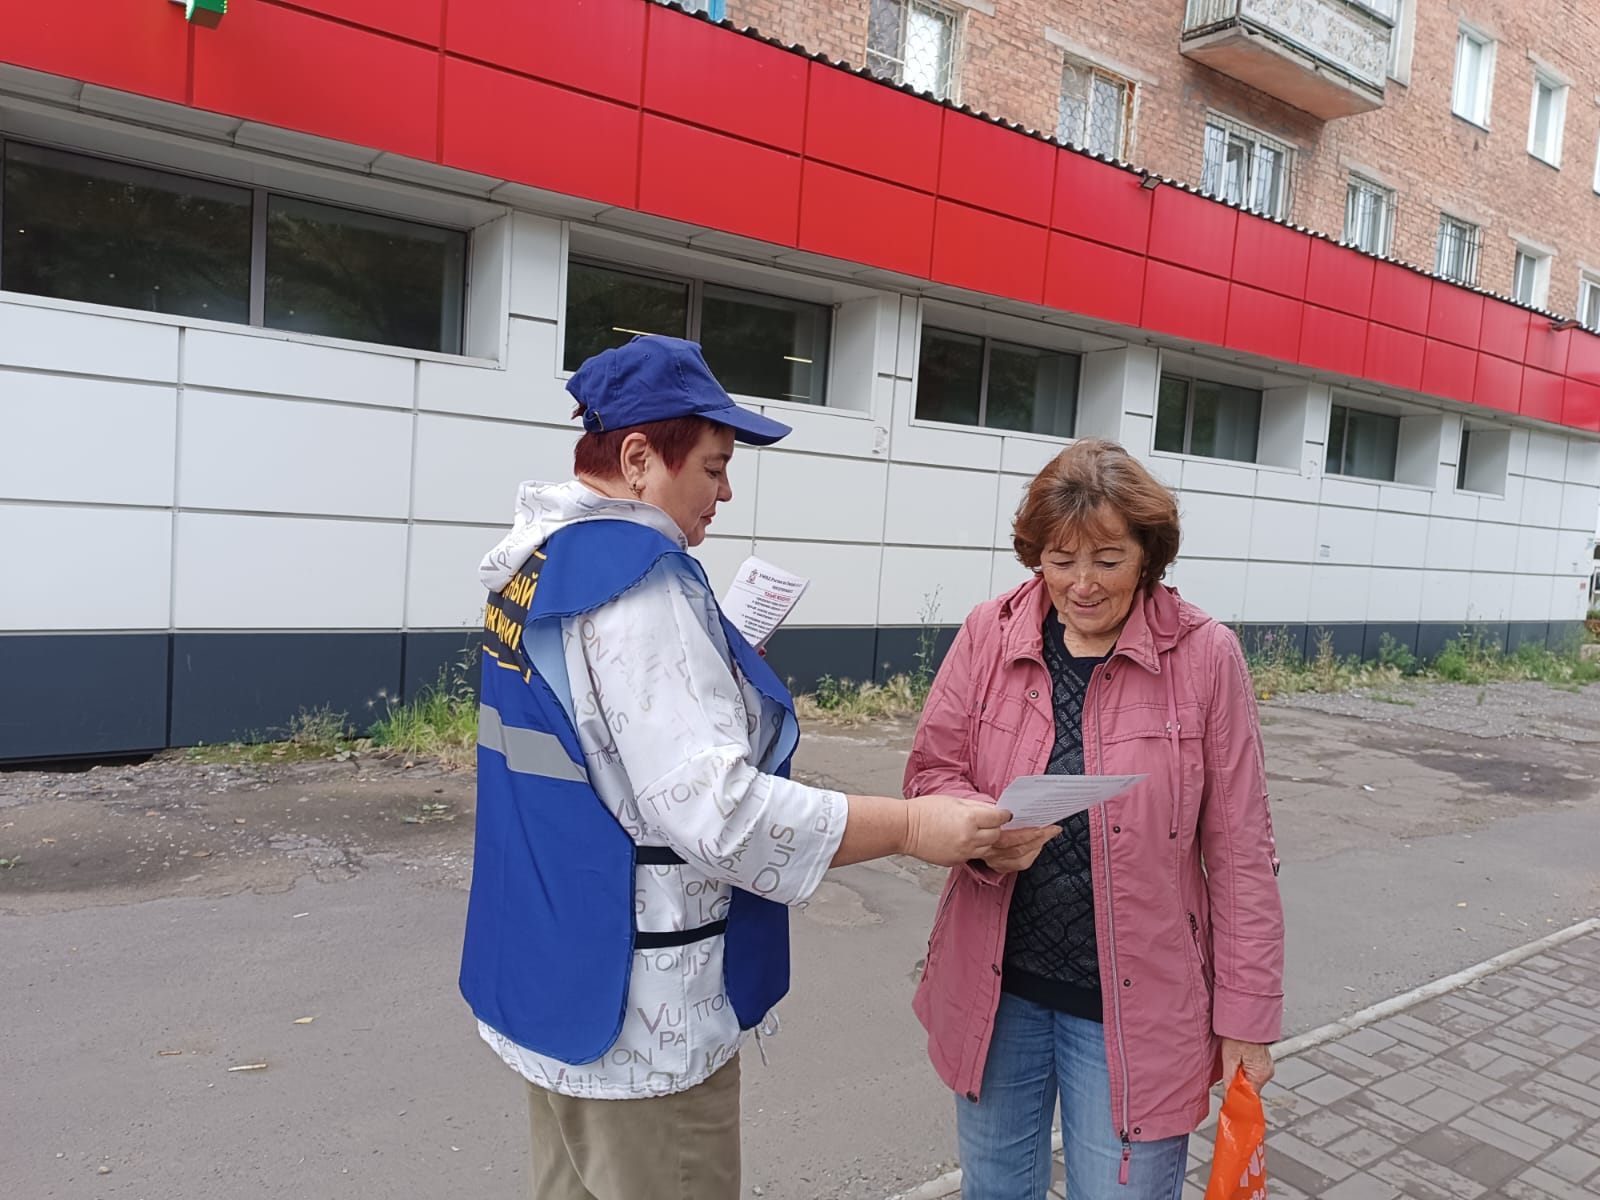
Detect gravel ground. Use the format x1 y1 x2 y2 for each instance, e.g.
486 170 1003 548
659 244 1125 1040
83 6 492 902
1272 679 1600 742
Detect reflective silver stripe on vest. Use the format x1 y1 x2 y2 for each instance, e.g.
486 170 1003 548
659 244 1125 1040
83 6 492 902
478 703 587 782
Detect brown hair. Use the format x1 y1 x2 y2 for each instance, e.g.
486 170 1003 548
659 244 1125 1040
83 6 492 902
572 414 718 481
1012 438 1180 591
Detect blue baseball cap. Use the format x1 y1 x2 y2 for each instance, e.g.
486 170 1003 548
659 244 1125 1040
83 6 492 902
566 336 793 446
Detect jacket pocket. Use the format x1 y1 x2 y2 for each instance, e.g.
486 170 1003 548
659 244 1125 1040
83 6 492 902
1186 909 1215 1036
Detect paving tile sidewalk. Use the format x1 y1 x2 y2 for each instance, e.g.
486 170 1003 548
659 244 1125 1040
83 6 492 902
903 924 1600 1199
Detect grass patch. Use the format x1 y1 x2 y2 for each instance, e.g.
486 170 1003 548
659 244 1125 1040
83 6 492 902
792 673 930 724
1241 626 1600 700
183 708 364 765
369 661 479 767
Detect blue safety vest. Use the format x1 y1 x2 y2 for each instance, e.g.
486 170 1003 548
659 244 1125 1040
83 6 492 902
459 518 793 1065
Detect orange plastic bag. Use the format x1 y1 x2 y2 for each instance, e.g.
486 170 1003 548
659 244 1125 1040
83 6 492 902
1203 1067 1268 1200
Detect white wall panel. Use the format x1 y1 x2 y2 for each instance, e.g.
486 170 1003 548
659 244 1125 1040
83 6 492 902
1513 526 1561 576
760 405 885 460
1511 573 1555 623
1180 457 1257 496
1179 491 1257 560
1558 483 1600 531
1555 529 1595 575
0 372 176 506
508 213 563 321
1552 574 1591 619
406 523 497 628
992 475 1030 548
1470 520 1520 573
179 391 412 518
1245 499 1314 563
1473 473 1525 526
990 550 1033 599
1314 504 1378 566
878 546 995 625
418 319 564 422
1307 565 1372 623
0 302 177 381
889 376 1003 470
1419 570 1468 622
1320 476 1382 510
1429 464 1480 519
748 539 881 626
183 329 414 408
1565 437 1600 487
1239 562 1312 623
0 505 171 629
688 534 756 602
883 463 998 549
754 451 886 542
1366 567 1423 622
1000 436 1067 478
1467 572 1516 621
412 414 576 525
1377 484 1431 515
1371 511 1429 569
174 513 406 628
1168 557 1246 622
1519 476 1565 528
1504 427 1530 478
1525 430 1568 480
1253 468 1320 504
1423 517 1477 571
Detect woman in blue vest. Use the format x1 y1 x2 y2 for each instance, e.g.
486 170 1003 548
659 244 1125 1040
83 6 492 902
461 335 1022 1200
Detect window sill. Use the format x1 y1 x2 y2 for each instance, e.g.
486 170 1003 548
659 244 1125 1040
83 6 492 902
1325 472 1436 493
1528 152 1562 171
1458 487 1508 499
908 415 1074 444
0 289 500 369
1149 448 1261 469
552 363 871 420
1450 112 1491 133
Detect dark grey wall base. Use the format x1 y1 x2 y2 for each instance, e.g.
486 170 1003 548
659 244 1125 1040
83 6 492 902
0 618 1591 761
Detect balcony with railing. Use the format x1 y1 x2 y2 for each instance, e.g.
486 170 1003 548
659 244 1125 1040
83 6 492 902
1181 0 1394 119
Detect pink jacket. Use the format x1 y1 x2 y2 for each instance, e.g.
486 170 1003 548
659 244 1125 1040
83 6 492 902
907 577 1284 1144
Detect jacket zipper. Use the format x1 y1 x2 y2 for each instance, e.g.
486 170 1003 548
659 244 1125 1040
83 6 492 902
1092 661 1135 1185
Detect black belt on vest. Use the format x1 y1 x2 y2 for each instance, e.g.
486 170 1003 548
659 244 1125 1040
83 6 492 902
632 844 729 949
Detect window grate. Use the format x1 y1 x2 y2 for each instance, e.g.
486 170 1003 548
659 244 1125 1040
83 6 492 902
866 0 960 100
1435 214 1481 285
1199 114 1294 220
1057 56 1132 159
1344 175 1395 256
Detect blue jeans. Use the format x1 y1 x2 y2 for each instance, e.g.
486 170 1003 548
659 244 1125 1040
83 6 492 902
956 992 1189 1200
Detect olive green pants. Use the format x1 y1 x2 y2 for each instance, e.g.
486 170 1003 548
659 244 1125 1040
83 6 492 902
526 1057 741 1200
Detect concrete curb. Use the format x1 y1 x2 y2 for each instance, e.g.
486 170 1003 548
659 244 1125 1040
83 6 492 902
884 916 1600 1200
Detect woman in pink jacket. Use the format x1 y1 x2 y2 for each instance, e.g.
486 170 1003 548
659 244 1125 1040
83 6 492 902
908 439 1284 1199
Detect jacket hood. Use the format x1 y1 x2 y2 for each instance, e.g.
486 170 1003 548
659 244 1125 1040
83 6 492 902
994 575 1213 674
478 480 685 591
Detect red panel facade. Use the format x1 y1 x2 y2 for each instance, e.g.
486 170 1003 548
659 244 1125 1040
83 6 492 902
1420 339 1479 403
1520 368 1565 425
1142 262 1228 345
1225 285 1302 361
1472 353 1523 414
804 64 942 192
930 202 1047 303
937 112 1055 227
1052 155 1151 254
193 2 438 160
1425 282 1485 349
638 116 800 246
1231 215 1309 299
643 12 807 151
1043 235 1145 327
1479 300 1534 363
1365 324 1427 392
299 0 444 44
1304 240 1375 317
446 0 646 104
1146 188 1236 278
1369 263 1432 334
798 162 935 278
1564 380 1600 432
1 0 190 103
1299 306 1368 376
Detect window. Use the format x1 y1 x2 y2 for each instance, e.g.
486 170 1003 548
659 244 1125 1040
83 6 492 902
1155 374 1261 463
1200 116 1293 220
915 327 1079 437
1435 214 1481 285
563 260 832 406
1580 275 1600 332
867 0 960 100
1452 28 1495 126
1 141 466 353
1456 423 1509 495
1326 403 1400 481
1344 175 1395 255
1388 0 1416 83
1512 247 1550 307
1057 56 1131 159
674 0 726 17
1528 74 1567 166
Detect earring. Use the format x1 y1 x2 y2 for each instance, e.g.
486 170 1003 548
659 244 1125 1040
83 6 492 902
629 479 644 498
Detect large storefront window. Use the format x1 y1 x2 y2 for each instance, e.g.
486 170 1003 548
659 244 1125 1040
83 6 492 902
563 260 833 406
915 327 1079 437
1155 374 1261 463
0 141 467 354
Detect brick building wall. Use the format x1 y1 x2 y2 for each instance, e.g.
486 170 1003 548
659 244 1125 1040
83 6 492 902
721 0 1600 318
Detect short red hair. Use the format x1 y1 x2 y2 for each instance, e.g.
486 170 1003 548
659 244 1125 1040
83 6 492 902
572 415 716 480
1012 438 1181 591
